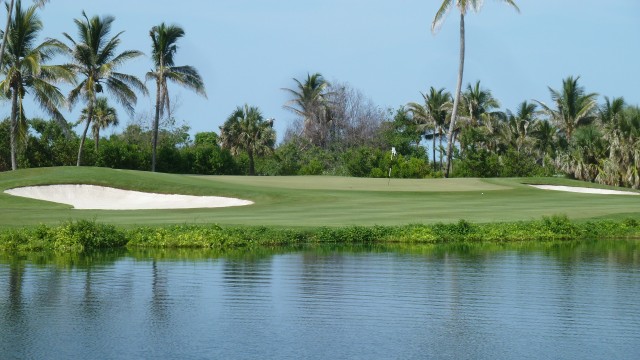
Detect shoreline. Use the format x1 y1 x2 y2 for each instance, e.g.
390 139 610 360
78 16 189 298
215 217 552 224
1 216 639 253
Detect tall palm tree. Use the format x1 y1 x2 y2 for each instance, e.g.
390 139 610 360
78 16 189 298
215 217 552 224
432 0 519 177
147 23 206 172
77 96 118 152
0 0 73 170
0 0 48 73
282 72 331 146
219 104 275 176
61 11 147 166
535 76 598 142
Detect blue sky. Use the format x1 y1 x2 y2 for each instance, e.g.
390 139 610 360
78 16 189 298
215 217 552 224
6 0 640 142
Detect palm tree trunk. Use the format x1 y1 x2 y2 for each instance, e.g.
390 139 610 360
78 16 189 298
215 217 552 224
94 129 100 152
432 131 436 172
444 13 465 178
439 130 444 170
10 88 18 170
0 0 15 72
248 150 255 176
151 80 162 172
77 103 93 166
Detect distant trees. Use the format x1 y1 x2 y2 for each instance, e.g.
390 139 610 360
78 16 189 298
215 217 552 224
0 4 638 188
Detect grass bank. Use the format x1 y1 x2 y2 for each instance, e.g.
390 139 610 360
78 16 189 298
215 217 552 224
1 167 639 252
1 216 639 253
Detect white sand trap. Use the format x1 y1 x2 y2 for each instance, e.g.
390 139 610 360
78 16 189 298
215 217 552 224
530 185 639 196
4 185 254 210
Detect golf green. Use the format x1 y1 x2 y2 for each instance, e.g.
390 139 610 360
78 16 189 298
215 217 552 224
1 167 638 228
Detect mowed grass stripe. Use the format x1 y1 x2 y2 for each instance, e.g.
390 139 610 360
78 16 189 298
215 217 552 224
0 167 638 228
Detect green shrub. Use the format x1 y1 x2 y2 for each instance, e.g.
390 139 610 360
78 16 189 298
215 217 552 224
52 220 127 251
2 217 640 254
541 215 578 238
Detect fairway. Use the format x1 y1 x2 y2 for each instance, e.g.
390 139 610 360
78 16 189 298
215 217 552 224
1 167 639 228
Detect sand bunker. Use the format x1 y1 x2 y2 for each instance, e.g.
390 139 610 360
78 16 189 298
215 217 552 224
529 185 639 196
4 185 254 210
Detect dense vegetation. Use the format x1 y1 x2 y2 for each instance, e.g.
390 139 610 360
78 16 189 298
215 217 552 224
1 216 639 253
0 1 637 189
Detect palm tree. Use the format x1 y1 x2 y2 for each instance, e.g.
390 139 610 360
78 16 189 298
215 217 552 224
407 87 451 171
0 1 73 170
0 0 49 73
503 101 537 154
219 104 275 176
535 76 598 142
282 72 331 147
61 11 147 166
77 96 118 152
432 0 520 177
462 80 500 126
459 81 503 152
530 119 557 168
147 23 206 172
596 98 640 188
559 125 605 182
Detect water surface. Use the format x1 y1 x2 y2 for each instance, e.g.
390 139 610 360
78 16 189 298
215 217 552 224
1 241 639 359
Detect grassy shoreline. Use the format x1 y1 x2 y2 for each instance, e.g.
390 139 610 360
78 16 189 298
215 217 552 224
2 167 640 252
1 216 639 253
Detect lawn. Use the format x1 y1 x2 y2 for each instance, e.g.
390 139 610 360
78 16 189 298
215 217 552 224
0 166 638 228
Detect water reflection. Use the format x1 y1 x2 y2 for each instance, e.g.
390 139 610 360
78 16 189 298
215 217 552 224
0 240 639 359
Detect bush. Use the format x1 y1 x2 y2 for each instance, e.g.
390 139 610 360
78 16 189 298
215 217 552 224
52 220 127 251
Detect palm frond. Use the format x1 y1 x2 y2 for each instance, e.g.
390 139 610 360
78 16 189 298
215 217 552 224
164 65 207 97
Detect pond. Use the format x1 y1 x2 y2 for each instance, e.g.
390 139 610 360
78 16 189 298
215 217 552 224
1 241 639 360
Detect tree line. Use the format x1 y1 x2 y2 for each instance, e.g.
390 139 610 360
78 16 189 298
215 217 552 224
0 0 205 171
1 0 638 189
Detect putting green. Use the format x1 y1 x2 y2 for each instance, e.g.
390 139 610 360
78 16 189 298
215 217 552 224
0 167 638 228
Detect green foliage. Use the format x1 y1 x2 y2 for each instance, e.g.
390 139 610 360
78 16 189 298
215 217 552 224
96 136 150 170
0 120 12 171
299 159 324 175
312 226 391 243
127 225 242 249
455 148 501 177
379 107 423 157
0 220 126 252
2 217 640 254
21 119 77 168
499 150 547 177
344 147 379 177
395 155 431 178
270 141 302 175
51 220 127 251
540 215 578 238
194 132 219 146
219 105 275 175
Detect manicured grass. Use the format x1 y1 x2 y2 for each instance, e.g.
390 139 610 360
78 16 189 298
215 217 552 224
0 166 639 228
